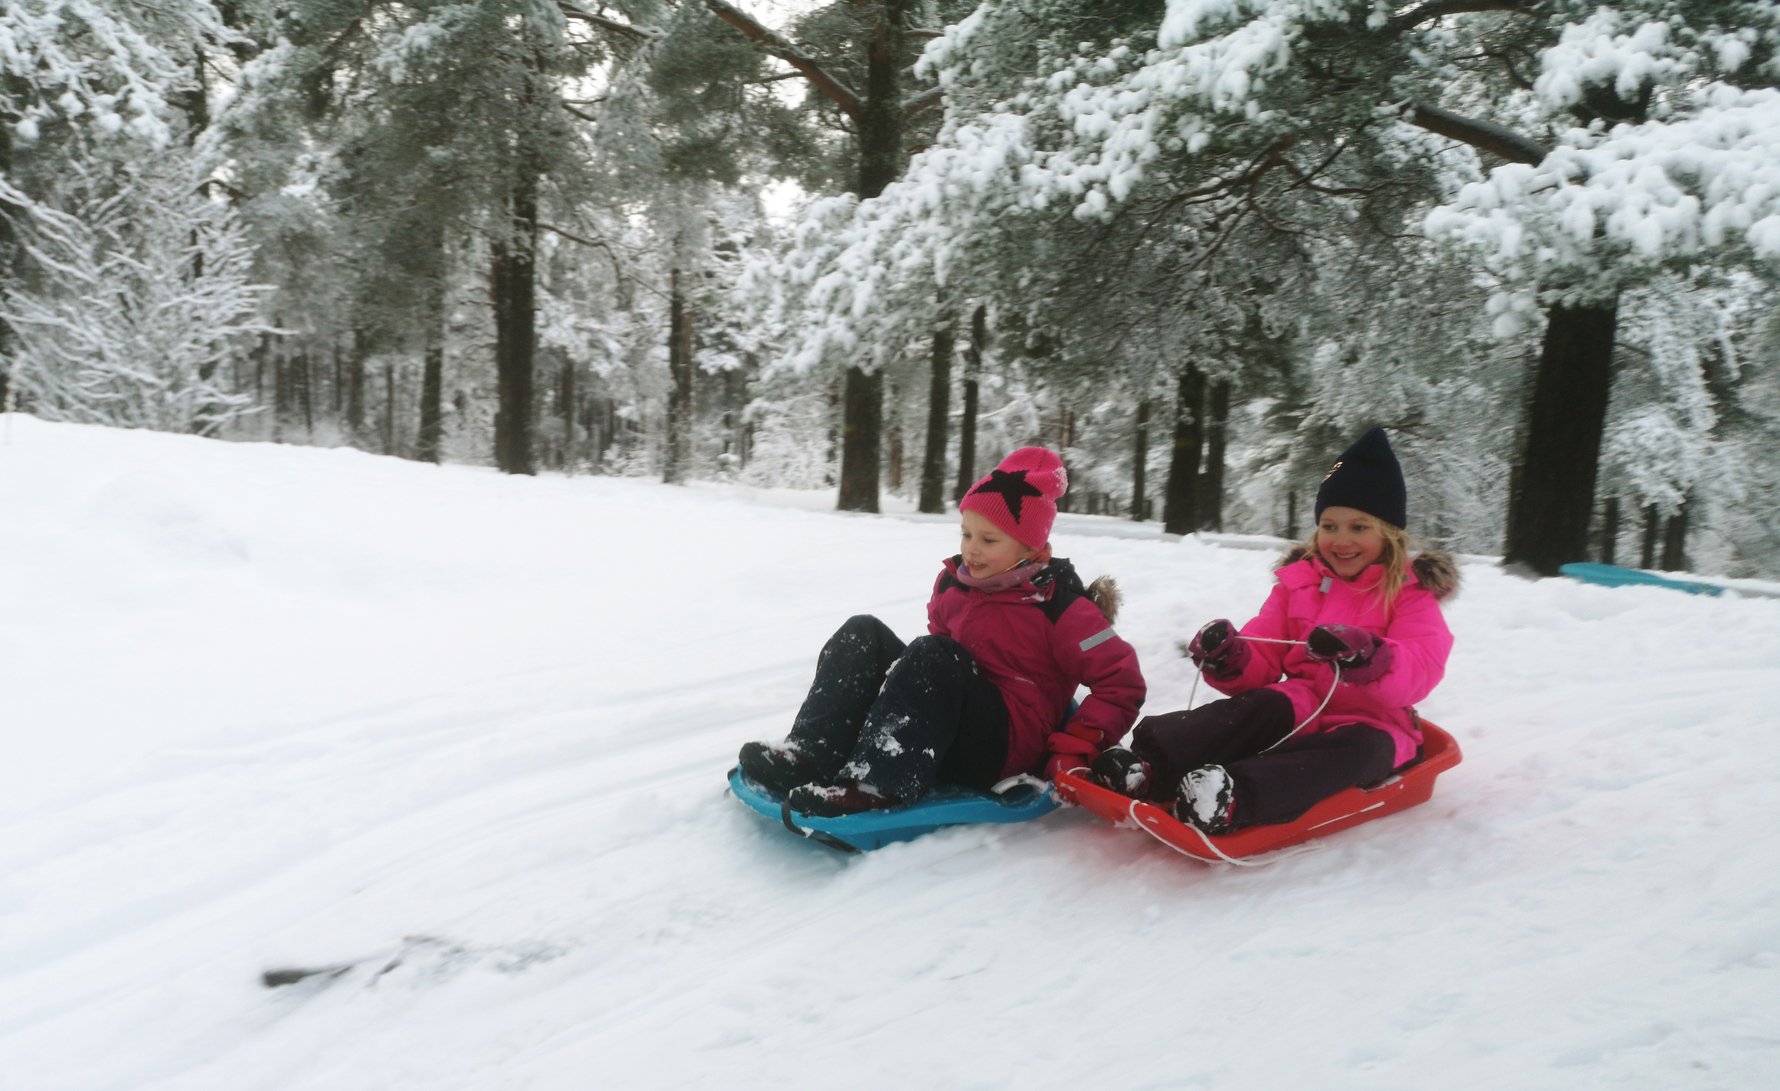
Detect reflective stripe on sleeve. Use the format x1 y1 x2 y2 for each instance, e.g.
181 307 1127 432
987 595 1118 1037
1079 628 1116 652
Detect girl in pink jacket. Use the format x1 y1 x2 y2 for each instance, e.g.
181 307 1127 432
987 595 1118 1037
737 448 1146 817
1092 428 1457 833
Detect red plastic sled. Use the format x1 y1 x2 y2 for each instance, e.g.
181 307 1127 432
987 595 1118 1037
1054 721 1462 863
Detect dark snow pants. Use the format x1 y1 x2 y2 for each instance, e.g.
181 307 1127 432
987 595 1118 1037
782 615 1010 802
1131 688 1399 829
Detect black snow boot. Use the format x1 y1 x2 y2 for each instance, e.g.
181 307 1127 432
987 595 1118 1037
737 741 826 797
1089 747 1152 797
1176 765 1236 834
786 781 895 818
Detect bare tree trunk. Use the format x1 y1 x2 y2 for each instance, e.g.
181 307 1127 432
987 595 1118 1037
416 234 446 464
664 267 695 484
491 171 539 475
418 341 444 463
955 302 985 500
492 44 543 477
1162 363 1206 535
722 363 749 470
1641 504 1660 569
1661 498 1690 571
1504 300 1619 575
835 1 911 513
273 354 290 442
383 359 397 455
591 395 615 470
839 369 883 510
347 329 367 445
300 350 315 438
894 383 913 490
917 321 954 512
1600 496 1620 565
1131 399 1151 521
1198 379 1230 531
560 358 576 472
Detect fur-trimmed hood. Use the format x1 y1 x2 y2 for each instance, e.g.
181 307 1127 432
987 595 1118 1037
1276 544 1460 602
1086 575 1122 623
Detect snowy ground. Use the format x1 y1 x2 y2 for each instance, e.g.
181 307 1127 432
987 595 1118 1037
2 414 1777 1090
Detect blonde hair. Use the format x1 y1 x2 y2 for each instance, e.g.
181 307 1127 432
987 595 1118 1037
1304 519 1413 613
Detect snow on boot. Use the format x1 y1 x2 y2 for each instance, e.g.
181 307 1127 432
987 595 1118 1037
1176 765 1236 834
786 781 894 818
1089 747 1151 798
737 741 823 797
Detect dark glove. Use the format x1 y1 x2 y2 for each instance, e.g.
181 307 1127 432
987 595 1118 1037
1305 625 1393 684
1188 618 1249 678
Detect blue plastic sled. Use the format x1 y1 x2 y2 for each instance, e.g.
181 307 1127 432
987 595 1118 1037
727 767 1060 853
1559 562 1723 597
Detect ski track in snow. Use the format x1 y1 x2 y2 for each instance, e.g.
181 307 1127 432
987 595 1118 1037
1 416 1778 1089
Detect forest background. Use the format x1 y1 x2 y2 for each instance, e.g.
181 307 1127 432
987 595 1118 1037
4 0 1778 577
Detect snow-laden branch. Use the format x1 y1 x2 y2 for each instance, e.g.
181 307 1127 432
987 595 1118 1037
1426 85 1780 330
903 85 944 119
762 0 1780 365
558 2 656 42
702 0 863 121
1408 101 1548 165
1391 0 1530 32
2 154 275 434
1 0 232 144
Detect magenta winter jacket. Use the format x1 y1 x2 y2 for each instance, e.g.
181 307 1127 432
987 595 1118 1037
928 556 1146 778
1207 550 1457 767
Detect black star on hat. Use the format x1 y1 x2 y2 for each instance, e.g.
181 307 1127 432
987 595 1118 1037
971 469 1044 522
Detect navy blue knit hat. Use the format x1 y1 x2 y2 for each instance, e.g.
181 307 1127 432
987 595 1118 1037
1314 427 1407 529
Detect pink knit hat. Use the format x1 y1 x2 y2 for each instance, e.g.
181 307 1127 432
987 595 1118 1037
959 447 1068 549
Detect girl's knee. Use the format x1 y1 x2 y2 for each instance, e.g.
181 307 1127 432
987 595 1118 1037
839 614 886 636
1132 710 1190 752
902 633 967 663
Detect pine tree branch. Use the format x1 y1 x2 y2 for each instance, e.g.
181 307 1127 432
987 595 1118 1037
1392 0 1532 31
902 85 943 119
1407 100 1548 164
702 0 863 121
557 2 654 41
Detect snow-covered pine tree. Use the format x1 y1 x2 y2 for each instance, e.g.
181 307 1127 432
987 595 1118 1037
768 0 1780 570
2 0 234 418
1 149 271 433
710 0 981 513
215 0 667 472
770 0 1508 539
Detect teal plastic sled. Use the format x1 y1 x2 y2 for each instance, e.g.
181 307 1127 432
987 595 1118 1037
727 767 1060 853
1559 562 1723 597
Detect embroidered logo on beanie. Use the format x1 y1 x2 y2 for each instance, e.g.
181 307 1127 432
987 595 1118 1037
1314 427 1407 529
959 447 1067 549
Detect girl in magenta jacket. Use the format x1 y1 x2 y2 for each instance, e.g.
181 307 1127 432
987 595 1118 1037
1092 428 1457 833
738 447 1146 817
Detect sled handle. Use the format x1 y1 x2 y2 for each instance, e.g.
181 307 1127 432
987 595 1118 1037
989 773 1056 805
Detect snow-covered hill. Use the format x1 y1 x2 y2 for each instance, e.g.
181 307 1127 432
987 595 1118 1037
2 415 1776 1090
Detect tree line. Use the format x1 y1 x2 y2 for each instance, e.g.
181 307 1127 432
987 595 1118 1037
3 1 1778 577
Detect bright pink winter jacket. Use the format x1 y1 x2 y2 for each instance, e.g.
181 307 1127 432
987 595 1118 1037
1207 549 1458 767
928 556 1146 778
